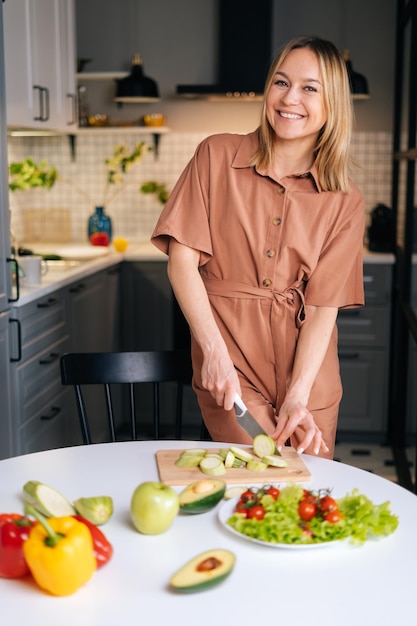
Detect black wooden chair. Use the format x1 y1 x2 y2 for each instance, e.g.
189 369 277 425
60 350 210 444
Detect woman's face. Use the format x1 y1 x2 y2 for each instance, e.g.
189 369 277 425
265 47 327 150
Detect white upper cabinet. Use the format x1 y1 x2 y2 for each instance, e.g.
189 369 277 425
3 0 76 131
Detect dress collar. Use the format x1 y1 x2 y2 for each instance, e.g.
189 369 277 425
231 130 322 193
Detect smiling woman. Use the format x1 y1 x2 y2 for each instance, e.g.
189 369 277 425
264 47 328 176
151 36 365 460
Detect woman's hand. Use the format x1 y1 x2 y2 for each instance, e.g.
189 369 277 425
272 397 329 455
200 341 241 411
167 239 240 411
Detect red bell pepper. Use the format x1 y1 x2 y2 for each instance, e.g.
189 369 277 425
0 513 35 578
73 515 113 568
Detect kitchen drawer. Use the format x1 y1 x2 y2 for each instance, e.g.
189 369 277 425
15 335 70 426
363 263 392 304
10 290 67 362
337 306 390 348
17 388 73 456
338 349 388 432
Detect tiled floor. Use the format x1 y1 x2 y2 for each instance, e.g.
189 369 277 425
334 441 416 485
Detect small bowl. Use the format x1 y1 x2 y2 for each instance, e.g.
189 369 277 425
143 114 166 127
88 114 109 127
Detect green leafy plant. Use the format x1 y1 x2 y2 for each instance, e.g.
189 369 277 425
9 158 58 191
8 142 165 209
140 180 169 205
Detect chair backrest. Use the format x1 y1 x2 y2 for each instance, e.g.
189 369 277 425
60 350 207 444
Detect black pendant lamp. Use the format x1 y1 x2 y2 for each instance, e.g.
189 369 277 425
344 50 370 99
114 54 160 103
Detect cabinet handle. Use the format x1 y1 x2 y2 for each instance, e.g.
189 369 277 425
33 85 44 121
9 318 22 363
7 257 19 302
41 86 50 121
339 309 361 317
69 284 86 293
37 297 58 309
40 406 61 421
39 352 60 365
339 352 360 360
363 275 375 284
66 92 76 125
33 86 49 121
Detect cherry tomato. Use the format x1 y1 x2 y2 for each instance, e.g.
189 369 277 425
299 523 314 538
298 500 318 521
302 490 317 504
266 487 280 500
247 505 266 521
324 510 343 523
320 495 338 514
240 489 256 503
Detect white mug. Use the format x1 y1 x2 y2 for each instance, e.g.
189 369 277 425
19 256 48 286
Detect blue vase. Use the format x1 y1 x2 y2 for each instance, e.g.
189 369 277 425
88 206 112 243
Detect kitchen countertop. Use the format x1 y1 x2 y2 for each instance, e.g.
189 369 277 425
12 242 395 308
12 241 167 307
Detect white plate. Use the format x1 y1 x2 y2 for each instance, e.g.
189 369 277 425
54 245 110 261
218 498 344 550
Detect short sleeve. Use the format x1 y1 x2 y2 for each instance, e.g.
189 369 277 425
151 139 213 265
304 185 365 309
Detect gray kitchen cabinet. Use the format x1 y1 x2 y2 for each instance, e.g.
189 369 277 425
120 261 173 351
3 0 77 131
66 266 121 442
9 266 121 454
67 266 120 353
0 312 13 459
120 261 201 438
9 288 72 456
337 263 393 438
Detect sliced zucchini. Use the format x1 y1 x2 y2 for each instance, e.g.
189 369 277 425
246 460 268 472
199 457 226 476
224 486 247 500
224 450 236 468
252 434 276 458
175 455 205 468
22 480 76 517
229 446 253 463
262 455 288 468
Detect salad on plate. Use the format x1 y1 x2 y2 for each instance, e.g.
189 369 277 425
220 483 399 547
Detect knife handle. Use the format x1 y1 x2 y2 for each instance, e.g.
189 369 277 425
233 393 247 417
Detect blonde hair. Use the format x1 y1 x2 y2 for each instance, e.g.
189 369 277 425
253 36 353 192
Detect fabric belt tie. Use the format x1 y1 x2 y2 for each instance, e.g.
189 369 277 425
201 276 307 407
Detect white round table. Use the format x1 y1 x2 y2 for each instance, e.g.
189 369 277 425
0 440 414 626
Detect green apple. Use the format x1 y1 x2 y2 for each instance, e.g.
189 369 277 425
130 481 180 534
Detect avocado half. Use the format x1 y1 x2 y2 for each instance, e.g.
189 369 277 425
170 549 235 593
179 479 226 514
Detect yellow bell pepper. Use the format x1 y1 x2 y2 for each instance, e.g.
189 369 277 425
23 514 96 596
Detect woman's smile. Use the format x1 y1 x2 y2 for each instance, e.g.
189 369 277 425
266 47 327 148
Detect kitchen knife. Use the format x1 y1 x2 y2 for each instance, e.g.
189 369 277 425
234 393 269 439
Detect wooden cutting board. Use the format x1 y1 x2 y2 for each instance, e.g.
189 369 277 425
156 446 312 486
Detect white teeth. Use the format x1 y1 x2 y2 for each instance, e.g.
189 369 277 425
280 111 302 119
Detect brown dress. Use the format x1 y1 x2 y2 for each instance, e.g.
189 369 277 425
151 131 365 457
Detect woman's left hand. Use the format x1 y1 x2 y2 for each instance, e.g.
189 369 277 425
271 398 329 456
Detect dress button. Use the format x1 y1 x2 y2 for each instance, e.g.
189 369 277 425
272 217 282 226
277 186 285 195
262 278 272 288
266 248 275 258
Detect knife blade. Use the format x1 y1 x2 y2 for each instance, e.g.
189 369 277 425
234 393 269 439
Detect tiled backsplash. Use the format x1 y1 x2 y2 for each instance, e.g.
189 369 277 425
8 131 393 246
